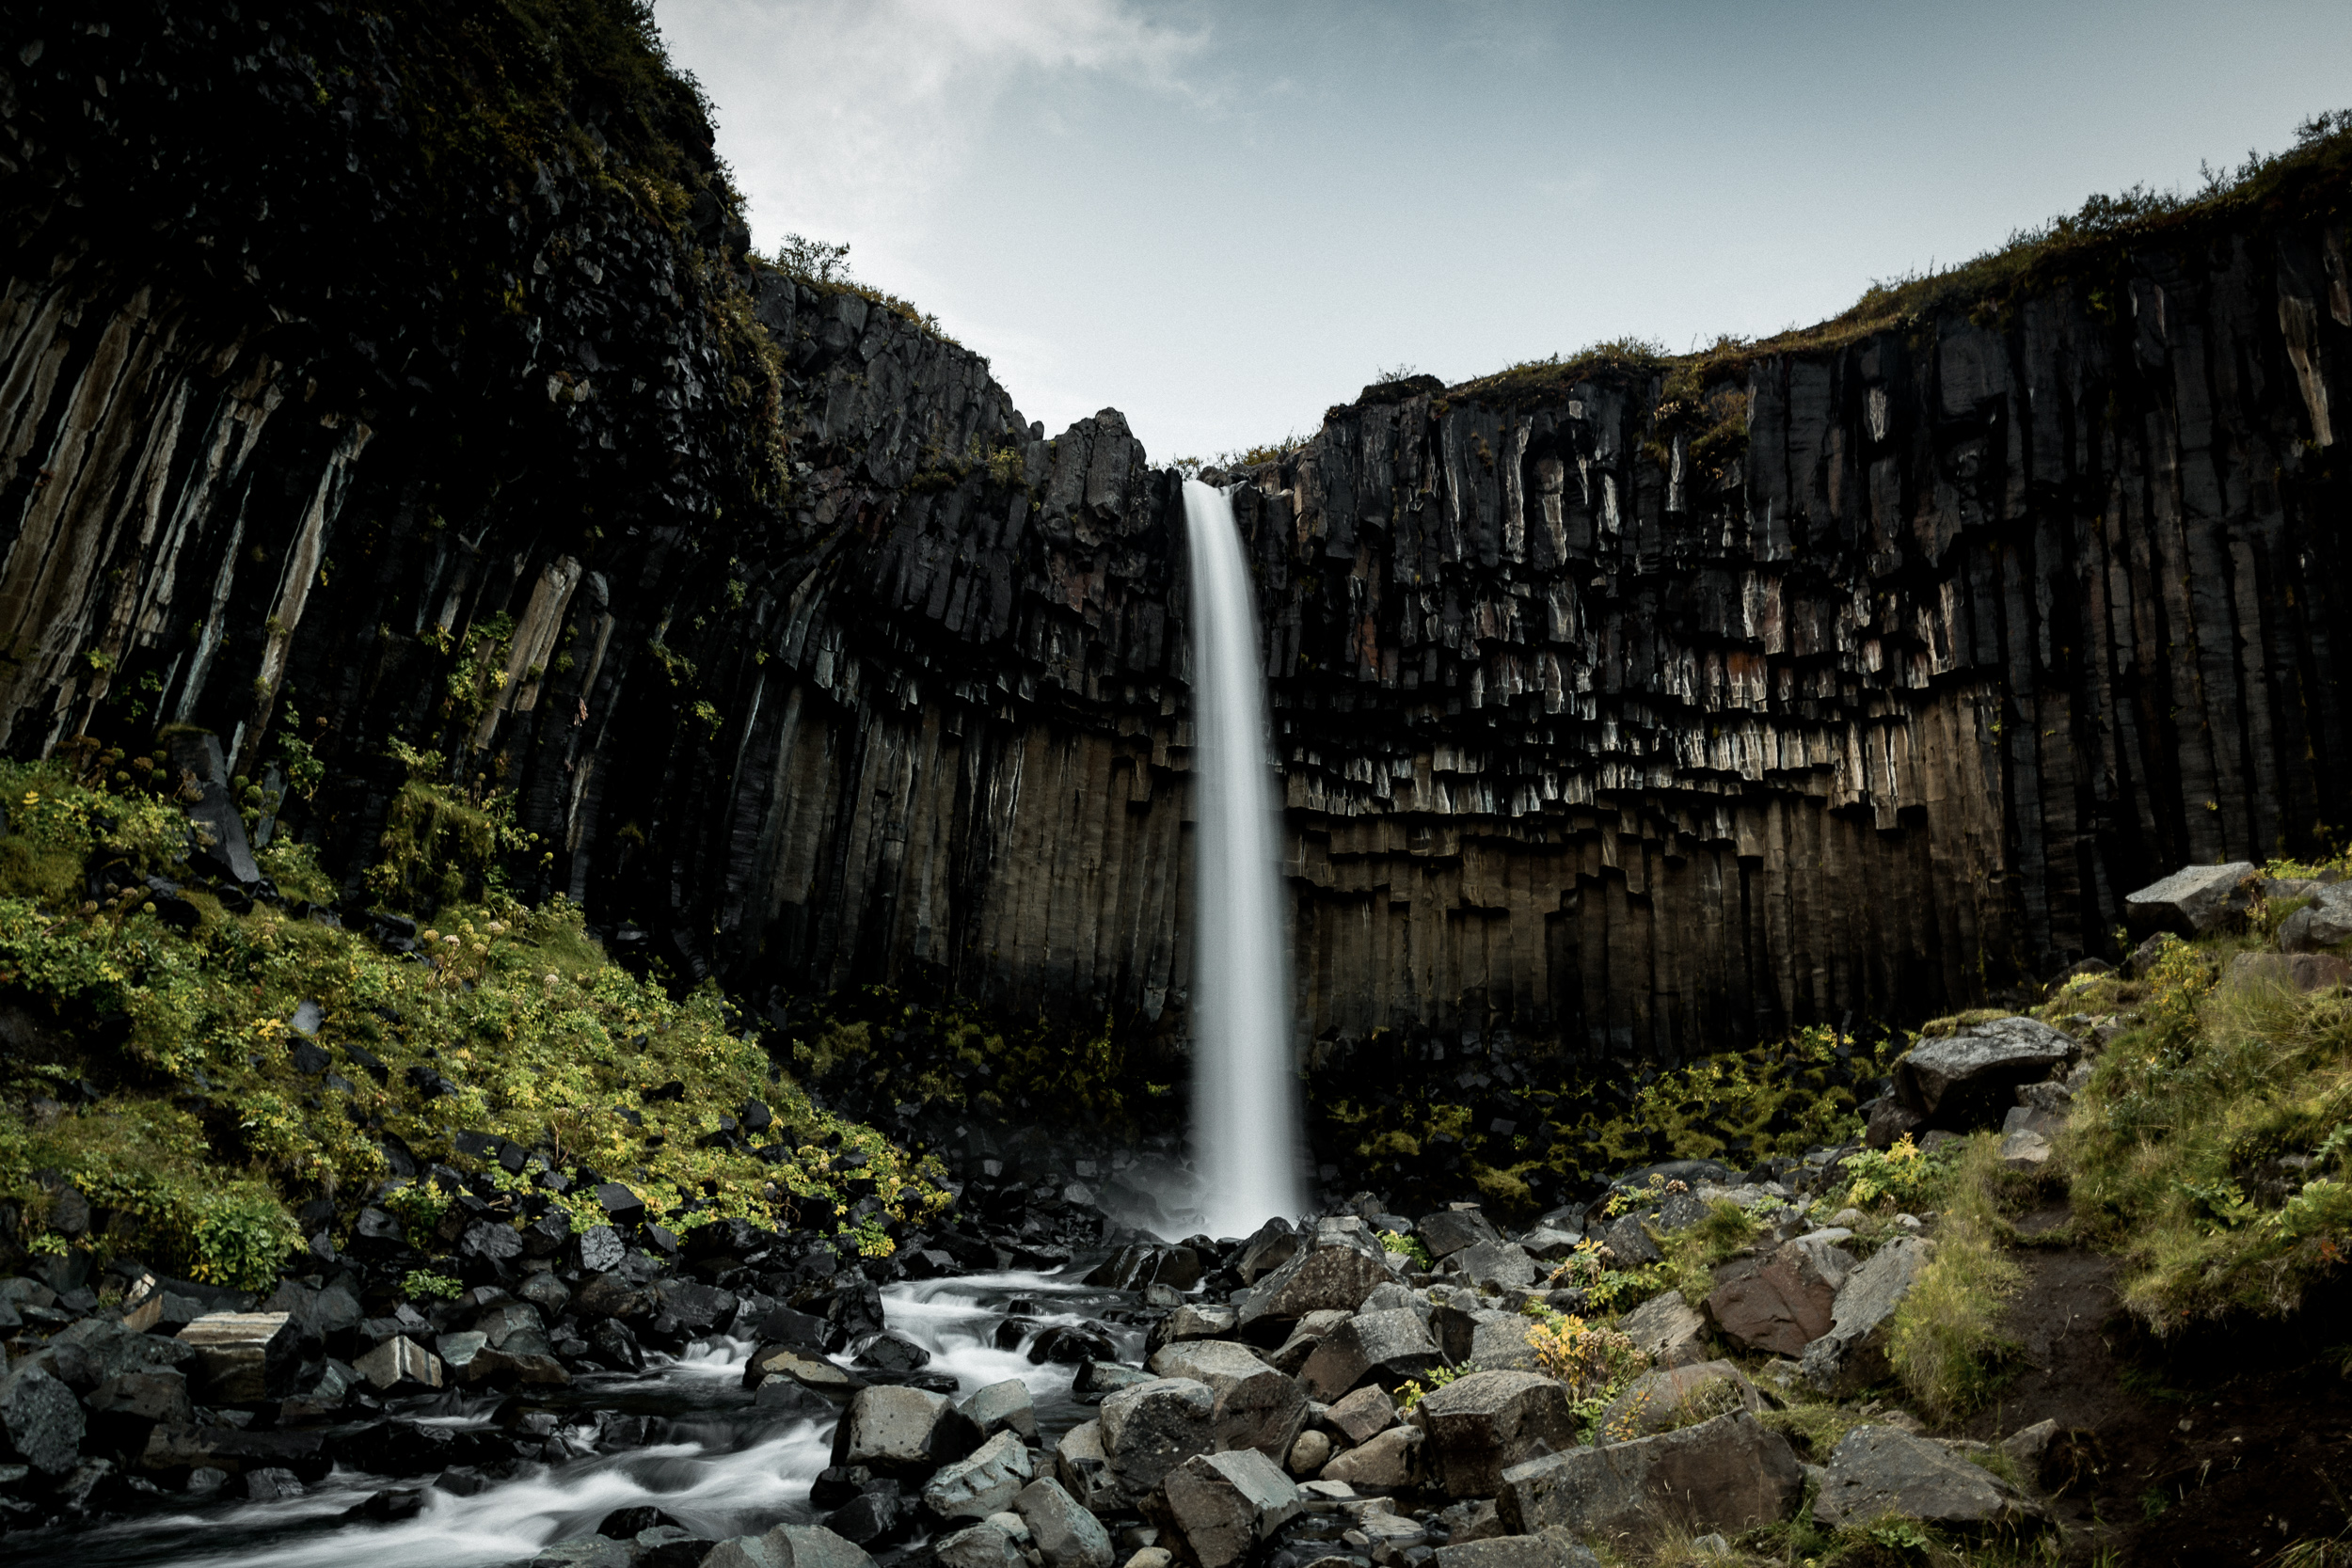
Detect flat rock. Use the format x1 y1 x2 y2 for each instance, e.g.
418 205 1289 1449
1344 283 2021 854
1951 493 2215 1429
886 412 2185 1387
1498 1410 1802 1550
1897 1017 2075 1130
1704 1237 1851 1357
1592 1360 1761 1446
746 1343 861 1397
1163 1448 1302 1568
1416 1370 1579 1497
2124 862 2257 938
1801 1237 1932 1395
1813 1425 2042 1531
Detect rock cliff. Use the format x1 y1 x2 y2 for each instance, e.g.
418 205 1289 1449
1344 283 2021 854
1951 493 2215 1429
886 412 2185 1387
3 4 2348 1083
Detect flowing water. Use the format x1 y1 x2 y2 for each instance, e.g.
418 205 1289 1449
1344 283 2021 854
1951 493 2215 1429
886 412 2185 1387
1181 479 1308 1240
61 1271 1140 1568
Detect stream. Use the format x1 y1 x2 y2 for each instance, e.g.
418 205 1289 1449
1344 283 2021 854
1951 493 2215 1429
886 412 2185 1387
56 1270 1141 1568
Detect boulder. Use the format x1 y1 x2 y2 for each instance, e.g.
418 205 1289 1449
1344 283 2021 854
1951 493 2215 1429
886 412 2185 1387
832 1386 975 1477
1237 1242 1394 1331
1800 1237 1933 1395
1436 1538 1602 1568
354 1334 443 1392
1162 1449 1302 1568
1297 1309 1444 1401
0 1363 84 1474
1813 1425 2042 1532
1592 1361 1762 1446
1417 1209 1503 1259
747 1343 862 1398
2124 862 2257 938
922 1430 1036 1521
960 1379 1039 1441
1703 1237 1852 1357
1998 1129 2055 1171
1498 1411 1802 1550
1616 1291 1706 1369
1451 1242 1537 1291
1415 1370 1579 1497
179 1312 299 1402
1287 1430 1331 1474
1013 1477 1114 1568
2231 950 2352 992
1325 1384 1399 1445
2280 884 2352 953
1147 1339 1306 1462
1235 1219 1302 1285
86 1369 194 1432
1517 1227 1581 1262
934 1522 1024 1568
1895 1018 2075 1130
1267 1309 1352 1375
1096 1376 1214 1502
1318 1424 1418 1492
1592 1216 1662 1268
700 1523 877 1568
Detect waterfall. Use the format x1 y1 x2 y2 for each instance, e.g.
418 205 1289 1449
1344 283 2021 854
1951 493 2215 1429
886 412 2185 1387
1182 479 1307 1238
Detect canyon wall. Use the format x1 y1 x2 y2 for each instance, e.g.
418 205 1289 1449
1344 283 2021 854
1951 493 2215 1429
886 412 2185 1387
4 7 2349 1078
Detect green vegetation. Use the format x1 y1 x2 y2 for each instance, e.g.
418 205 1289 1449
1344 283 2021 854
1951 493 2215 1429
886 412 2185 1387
0 753 946 1286
1885 1135 2026 1417
1379 1228 1433 1269
771 232 961 345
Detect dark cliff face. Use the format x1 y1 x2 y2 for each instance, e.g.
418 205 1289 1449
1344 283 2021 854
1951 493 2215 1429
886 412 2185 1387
3 4 2349 1086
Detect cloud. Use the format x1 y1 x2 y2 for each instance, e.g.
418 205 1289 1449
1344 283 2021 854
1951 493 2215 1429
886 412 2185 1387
655 0 1205 257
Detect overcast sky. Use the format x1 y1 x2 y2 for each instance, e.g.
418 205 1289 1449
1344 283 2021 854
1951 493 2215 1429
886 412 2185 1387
654 0 2352 462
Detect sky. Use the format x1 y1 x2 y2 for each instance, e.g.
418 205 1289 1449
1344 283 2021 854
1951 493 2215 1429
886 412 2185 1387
653 0 2352 461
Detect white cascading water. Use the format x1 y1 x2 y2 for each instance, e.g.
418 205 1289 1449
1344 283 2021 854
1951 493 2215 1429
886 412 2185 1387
1182 479 1308 1238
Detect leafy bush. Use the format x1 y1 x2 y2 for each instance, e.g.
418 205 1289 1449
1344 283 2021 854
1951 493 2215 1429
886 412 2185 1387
401 1269 463 1301
1379 1229 1433 1269
1833 1134 1953 1212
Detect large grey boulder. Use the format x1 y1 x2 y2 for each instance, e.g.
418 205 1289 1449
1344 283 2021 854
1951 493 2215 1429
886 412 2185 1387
1418 1208 1503 1259
1436 1538 1603 1568
1592 1215 1662 1268
179 1311 298 1402
1498 1410 1802 1549
1896 1017 2075 1130
1319 1424 1419 1492
1235 1218 1302 1285
2280 883 2352 952
2125 862 2257 938
1813 1425 2043 1531
1237 1241 1393 1330
1097 1376 1214 1502
1013 1477 1114 1568
831 1385 973 1476
701 1523 876 1568
960 1378 1039 1441
1704 1236 1852 1357
1617 1291 1706 1369
1053 1419 1120 1514
1267 1308 1351 1375
1415 1370 1579 1497
0 1363 85 1474
922 1429 1036 1520
1452 1242 1538 1291
1148 1339 1306 1462
2230 950 2352 993
1592 1360 1761 1446
1466 1312 1543 1373
1800 1237 1932 1395
932 1523 1024 1568
1162 1449 1302 1568
1297 1309 1444 1401
1325 1384 1398 1445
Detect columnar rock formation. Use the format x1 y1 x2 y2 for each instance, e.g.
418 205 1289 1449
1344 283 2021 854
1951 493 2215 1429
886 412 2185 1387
3 7 2348 1072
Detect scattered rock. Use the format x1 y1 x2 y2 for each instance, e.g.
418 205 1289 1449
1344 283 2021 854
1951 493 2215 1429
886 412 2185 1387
1097 1377 1215 1503
1435 1536 1602 1568
1801 1238 1933 1395
923 1429 1036 1520
1896 1018 2076 1131
0 1363 85 1474
1415 1370 1579 1497
1324 1384 1399 1446
178 1312 298 1402
2279 884 2352 953
1592 1361 1762 1446
1704 1237 1851 1357
1451 1242 1537 1291
832 1386 974 1477
2231 950 2352 992
1297 1309 1444 1402
1813 1425 2043 1532
1617 1291 1706 1369
935 1521 1025 1568
1147 1339 1306 1461
1236 1243 1393 1331
1162 1448 1303 1568
1013 1477 1114 1568
354 1334 443 1392
1319 1424 1417 1492
2124 862 2258 938
1287 1430 1331 1475
960 1378 1040 1441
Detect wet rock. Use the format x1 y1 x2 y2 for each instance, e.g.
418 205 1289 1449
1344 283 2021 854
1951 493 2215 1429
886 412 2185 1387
1162 1448 1303 1568
0 1363 84 1474
355 1334 443 1391
746 1343 861 1398
1236 1241 1393 1331
1236 1219 1303 1284
1416 1370 1579 1497
922 1429 1036 1520
86 1369 194 1437
1800 1237 1932 1394
1593 1360 1762 1445
178 1312 299 1402
139 1422 328 1481
832 1385 977 1477
855 1332 932 1375
1297 1309 1443 1401
1319 1425 1417 1492
531 1537 636 1568
1147 1339 1305 1462
1813 1425 2043 1531
1097 1376 1214 1503
244 1465 306 1499
1617 1291 1706 1369
1499 1410 1802 1549
1416 1209 1503 1260
1074 1360 1153 1401
1028 1323 1119 1366
1014 1476 1115 1568
1896 1018 2076 1131
701 1522 877 1568
826 1483 913 1548
1054 1418 1121 1513
2124 863 2258 939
